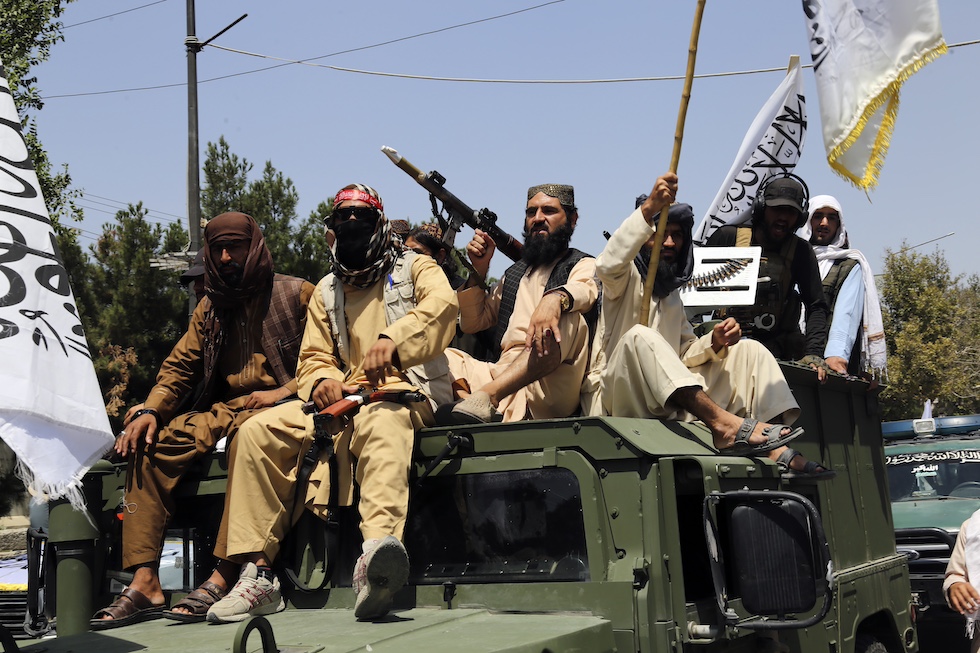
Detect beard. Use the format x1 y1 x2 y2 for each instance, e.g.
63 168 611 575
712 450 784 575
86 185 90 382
333 219 377 269
521 222 574 267
218 261 244 287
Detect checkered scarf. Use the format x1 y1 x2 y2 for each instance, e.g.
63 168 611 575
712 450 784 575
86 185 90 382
327 183 399 289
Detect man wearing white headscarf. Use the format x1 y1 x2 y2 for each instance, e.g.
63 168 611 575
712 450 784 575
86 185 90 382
799 195 887 378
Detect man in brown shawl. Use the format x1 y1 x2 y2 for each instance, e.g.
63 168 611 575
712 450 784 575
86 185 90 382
92 212 315 629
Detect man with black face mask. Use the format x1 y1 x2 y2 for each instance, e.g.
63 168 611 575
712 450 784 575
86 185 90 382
203 184 458 623
437 184 599 424
581 173 831 480
94 212 315 629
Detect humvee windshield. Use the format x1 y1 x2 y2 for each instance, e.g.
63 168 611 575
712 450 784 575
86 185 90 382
406 467 589 583
886 449 980 501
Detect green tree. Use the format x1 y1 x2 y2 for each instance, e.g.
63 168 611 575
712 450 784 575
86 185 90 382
879 246 980 419
0 0 90 322
200 137 332 281
201 136 251 221
87 204 187 424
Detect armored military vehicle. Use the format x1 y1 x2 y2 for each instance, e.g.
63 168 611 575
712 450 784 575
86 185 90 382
884 414 980 638
14 364 915 653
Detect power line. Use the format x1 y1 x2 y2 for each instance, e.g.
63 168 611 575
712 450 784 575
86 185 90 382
43 36 980 99
80 193 186 222
62 0 170 30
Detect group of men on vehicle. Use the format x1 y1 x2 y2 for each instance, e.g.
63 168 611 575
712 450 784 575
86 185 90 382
91 169 884 628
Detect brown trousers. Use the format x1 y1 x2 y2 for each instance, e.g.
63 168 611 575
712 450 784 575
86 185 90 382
121 396 270 570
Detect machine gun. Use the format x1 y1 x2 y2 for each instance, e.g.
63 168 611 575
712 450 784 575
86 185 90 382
381 146 523 263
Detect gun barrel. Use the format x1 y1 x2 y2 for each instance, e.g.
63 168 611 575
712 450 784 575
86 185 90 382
382 146 524 262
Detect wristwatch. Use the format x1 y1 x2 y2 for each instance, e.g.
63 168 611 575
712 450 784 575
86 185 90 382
551 289 572 313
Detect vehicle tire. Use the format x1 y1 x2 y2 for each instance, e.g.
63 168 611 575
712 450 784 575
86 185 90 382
855 634 890 653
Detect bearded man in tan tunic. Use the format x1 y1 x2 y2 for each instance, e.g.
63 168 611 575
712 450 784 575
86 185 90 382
582 173 832 477
439 183 598 424
93 212 314 629
203 184 458 623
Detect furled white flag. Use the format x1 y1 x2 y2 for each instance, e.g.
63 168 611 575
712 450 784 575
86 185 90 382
803 0 946 190
693 59 806 244
0 60 113 509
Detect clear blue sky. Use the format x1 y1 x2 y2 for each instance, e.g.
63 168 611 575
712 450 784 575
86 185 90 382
28 0 980 281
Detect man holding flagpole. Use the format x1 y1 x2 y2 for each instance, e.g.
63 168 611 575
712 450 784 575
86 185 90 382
799 195 887 379
92 212 314 629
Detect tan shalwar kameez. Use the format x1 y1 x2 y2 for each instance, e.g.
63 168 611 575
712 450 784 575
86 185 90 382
124 284 315 570
216 255 457 562
581 208 798 425
446 256 598 421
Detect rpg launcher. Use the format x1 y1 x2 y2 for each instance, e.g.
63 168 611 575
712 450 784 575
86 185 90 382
381 146 523 263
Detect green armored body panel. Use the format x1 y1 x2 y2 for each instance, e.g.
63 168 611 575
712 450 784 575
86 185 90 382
20 365 915 653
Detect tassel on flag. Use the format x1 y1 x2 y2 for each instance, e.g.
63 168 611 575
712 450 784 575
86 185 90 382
803 0 946 191
0 60 113 509
694 57 806 245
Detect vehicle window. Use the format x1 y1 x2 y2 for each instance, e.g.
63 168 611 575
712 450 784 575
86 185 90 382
406 467 589 583
886 450 980 500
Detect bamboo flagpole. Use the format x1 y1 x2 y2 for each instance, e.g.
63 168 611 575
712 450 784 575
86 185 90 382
639 0 707 324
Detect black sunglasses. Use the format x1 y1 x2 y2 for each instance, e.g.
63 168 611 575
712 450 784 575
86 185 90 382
328 206 379 224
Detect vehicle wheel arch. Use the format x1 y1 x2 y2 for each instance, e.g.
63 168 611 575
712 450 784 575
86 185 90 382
854 609 910 653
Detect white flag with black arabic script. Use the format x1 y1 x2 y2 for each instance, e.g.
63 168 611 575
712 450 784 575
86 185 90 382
803 0 946 190
693 60 806 244
0 60 112 508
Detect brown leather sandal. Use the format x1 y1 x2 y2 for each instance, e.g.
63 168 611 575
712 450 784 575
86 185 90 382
163 581 227 623
90 587 165 630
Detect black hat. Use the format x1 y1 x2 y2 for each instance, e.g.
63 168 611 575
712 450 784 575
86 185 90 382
763 177 807 214
180 250 206 284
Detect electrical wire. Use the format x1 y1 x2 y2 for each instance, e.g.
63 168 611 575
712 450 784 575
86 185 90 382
62 0 170 30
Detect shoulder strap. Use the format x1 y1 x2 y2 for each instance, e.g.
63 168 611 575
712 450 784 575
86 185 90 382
735 227 753 248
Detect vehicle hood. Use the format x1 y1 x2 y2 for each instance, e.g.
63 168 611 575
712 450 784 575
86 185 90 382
892 498 980 532
20 607 615 653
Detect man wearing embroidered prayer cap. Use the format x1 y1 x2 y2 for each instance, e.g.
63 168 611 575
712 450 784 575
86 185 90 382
93 212 315 629
205 184 458 623
799 195 887 379
582 172 832 480
437 183 599 424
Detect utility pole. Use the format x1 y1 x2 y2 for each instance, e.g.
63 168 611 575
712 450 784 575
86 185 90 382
184 0 246 312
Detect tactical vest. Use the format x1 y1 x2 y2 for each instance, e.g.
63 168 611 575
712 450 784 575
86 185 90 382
491 248 599 361
318 250 452 408
724 227 804 359
822 257 862 374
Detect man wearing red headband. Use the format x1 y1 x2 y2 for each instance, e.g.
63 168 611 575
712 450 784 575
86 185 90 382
205 184 458 623
438 183 599 424
93 212 314 629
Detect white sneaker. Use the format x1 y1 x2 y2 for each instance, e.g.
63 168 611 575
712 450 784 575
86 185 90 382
206 562 285 624
352 536 409 620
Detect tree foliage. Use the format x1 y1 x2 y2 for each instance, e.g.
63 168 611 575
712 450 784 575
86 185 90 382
200 137 330 281
86 204 188 425
879 246 980 420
